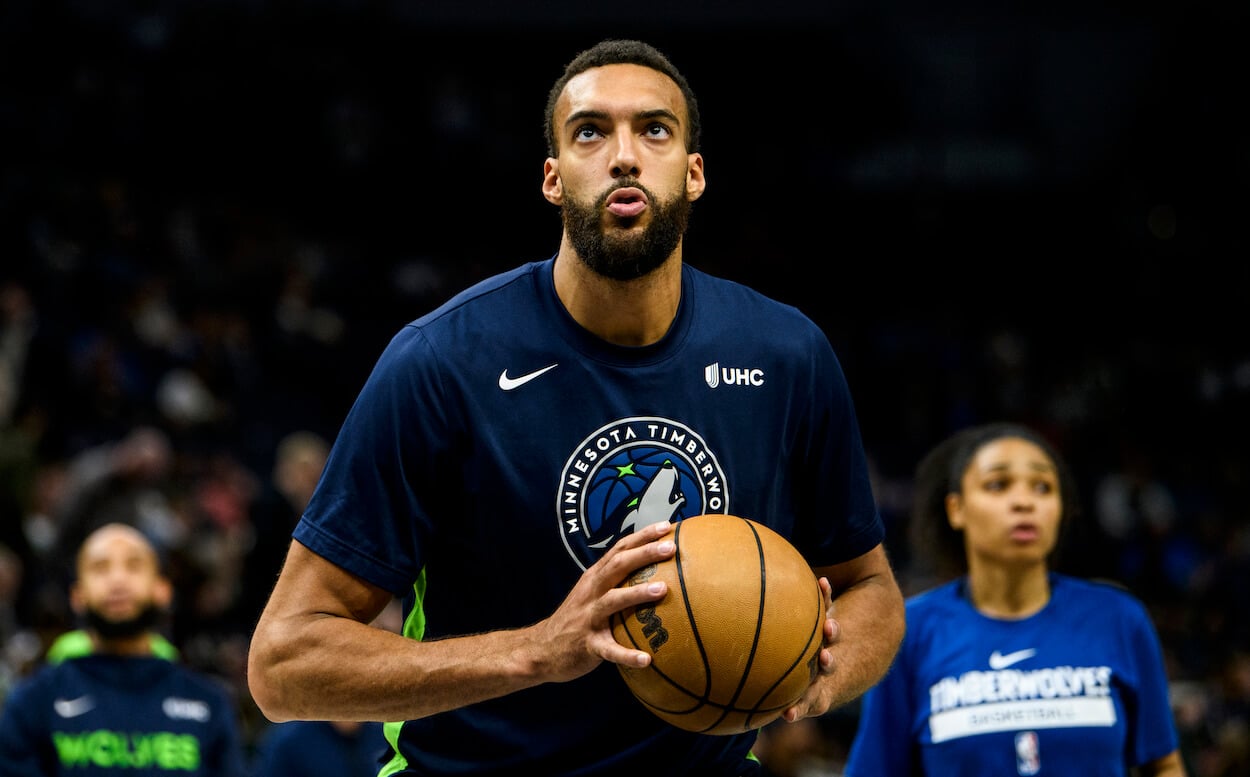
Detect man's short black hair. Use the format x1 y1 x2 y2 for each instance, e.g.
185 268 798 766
543 39 701 158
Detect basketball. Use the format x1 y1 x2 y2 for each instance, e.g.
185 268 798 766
610 514 825 736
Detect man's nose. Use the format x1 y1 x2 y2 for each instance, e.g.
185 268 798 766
610 133 641 178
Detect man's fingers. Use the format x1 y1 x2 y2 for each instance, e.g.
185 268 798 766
595 523 676 585
594 630 654 668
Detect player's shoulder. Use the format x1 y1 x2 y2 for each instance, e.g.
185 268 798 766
1056 571 1131 593
0 656 90 717
154 660 237 711
684 264 828 352
685 263 809 318
1051 573 1151 617
377 261 546 359
898 579 968 635
413 261 544 327
2 659 60 701
904 578 964 615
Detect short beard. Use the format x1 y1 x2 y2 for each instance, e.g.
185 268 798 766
83 604 162 641
563 182 691 281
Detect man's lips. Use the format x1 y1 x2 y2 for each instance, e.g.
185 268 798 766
606 187 648 218
99 598 139 617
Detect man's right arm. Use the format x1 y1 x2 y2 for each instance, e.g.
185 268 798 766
246 525 676 723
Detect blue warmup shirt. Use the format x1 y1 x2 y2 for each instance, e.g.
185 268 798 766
0 653 245 776
294 258 884 776
845 573 1181 777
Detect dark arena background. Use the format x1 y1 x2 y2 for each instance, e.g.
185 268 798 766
1 1 1247 774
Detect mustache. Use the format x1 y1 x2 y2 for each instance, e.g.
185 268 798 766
596 180 653 208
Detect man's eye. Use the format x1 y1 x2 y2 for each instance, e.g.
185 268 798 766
575 126 602 141
645 123 671 139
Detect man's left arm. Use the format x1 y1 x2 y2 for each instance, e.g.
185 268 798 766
783 542 905 721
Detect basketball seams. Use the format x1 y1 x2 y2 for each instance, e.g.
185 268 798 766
726 518 767 707
741 581 823 717
674 519 715 702
612 514 824 735
736 523 823 727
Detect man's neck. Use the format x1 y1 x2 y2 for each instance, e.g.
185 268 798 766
552 243 682 347
93 631 158 657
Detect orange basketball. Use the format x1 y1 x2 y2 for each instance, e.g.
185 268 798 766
610 514 825 735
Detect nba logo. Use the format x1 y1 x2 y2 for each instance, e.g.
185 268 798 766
1015 731 1040 775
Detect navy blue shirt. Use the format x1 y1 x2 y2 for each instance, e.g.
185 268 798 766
0 653 245 776
294 258 884 776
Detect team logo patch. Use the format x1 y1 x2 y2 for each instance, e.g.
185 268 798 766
557 416 729 570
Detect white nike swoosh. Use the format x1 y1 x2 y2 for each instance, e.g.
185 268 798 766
54 696 96 718
498 363 558 391
988 648 1037 670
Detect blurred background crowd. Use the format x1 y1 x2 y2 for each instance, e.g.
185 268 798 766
1 1 1247 775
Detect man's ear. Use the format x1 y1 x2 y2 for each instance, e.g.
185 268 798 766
686 153 705 202
69 583 85 616
542 159 563 205
153 575 173 609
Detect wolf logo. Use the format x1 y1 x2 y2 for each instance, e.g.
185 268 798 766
558 415 729 570
587 460 686 549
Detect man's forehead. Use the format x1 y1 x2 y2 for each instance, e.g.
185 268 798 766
80 525 157 564
559 63 686 122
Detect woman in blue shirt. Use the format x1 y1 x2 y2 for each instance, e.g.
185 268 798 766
845 422 1186 777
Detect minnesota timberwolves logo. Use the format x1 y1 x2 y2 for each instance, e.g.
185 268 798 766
558 416 729 570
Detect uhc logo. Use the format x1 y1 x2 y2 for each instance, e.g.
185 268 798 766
704 363 764 388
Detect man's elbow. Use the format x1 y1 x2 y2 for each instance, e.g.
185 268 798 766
878 582 906 672
883 576 906 644
887 603 906 658
246 631 298 723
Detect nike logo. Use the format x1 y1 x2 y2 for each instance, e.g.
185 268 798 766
54 695 96 718
498 363 558 391
988 648 1037 670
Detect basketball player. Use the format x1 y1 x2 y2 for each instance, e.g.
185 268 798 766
844 422 1187 776
0 523 246 776
247 38 905 776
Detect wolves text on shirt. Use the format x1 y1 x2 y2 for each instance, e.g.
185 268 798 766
928 666 1115 743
